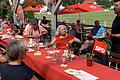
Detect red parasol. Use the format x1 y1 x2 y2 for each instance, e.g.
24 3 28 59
58 8 85 14
24 6 34 11
68 4 104 12
32 5 44 11
58 4 104 14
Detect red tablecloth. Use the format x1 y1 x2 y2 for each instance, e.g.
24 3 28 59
23 49 120 80
1 33 120 80
0 34 12 47
0 34 28 47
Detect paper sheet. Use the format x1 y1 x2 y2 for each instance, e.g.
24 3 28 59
34 51 41 56
65 69 99 80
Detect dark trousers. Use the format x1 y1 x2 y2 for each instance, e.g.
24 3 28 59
111 44 120 53
96 53 109 66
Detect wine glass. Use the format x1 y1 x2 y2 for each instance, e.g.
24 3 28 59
34 43 40 51
60 55 67 67
52 56 58 63
46 50 53 58
45 41 49 49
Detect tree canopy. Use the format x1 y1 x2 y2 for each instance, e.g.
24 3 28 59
0 0 10 16
0 0 114 16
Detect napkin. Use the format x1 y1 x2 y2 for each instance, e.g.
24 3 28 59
1 35 11 40
60 64 68 67
28 48 35 52
64 69 99 80
15 35 24 39
34 51 41 56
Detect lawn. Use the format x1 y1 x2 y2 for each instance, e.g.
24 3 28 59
58 10 116 27
35 10 116 28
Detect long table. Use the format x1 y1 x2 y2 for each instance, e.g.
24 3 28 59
1 33 120 80
23 48 120 80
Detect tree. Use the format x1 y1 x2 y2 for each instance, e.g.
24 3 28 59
24 0 44 7
96 0 114 8
0 0 11 16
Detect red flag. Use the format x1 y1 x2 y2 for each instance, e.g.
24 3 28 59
17 5 25 26
93 40 108 55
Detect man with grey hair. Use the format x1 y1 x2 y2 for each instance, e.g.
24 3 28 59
0 40 36 80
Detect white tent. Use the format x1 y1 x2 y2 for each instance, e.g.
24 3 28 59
39 5 65 15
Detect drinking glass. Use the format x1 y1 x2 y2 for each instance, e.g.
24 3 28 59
52 56 58 63
62 56 66 64
34 43 40 51
45 41 49 49
46 50 53 58
60 55 67 67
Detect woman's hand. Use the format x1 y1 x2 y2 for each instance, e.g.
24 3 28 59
68 39 74 44
92 36 98 39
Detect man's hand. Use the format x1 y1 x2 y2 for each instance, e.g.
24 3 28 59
111 34 120 38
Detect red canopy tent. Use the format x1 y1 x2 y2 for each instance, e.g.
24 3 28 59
58 4 104 14
24 5 44 11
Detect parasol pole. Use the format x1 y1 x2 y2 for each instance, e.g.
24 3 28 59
79 13 80 20
43 0 62 37
13 0 17 23
9 0 20 23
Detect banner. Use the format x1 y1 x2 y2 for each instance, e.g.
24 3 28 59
93 40 108 55
17 5 25 27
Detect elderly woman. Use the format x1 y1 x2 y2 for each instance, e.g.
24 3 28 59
48 25 80 50
23 18 48 39
0 40 36 80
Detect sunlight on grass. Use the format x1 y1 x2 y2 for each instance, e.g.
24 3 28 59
35 10 116 27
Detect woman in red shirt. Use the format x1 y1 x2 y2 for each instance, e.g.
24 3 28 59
48 25 80 50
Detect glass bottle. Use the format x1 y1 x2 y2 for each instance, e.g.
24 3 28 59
86 53 93 67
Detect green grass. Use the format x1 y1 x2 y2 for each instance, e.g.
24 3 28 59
58 10 116 27
35 10 116 28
